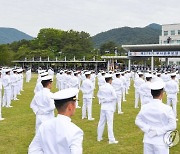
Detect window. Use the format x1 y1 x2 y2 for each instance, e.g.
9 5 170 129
171 30 175 35
164 41 167 44
178 30 180 35
164 31 168 36
177 40 180 44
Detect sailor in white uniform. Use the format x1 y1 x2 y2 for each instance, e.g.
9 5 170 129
81 72 94 120
112 72 124 114
134 72 145 108
28 88 83 154
139 74 153 106
97 74 118 144
2 69 12 108
30 76 55 133
0 71 4 120
165 73 179 121
71 72 81 108
135 81 176 154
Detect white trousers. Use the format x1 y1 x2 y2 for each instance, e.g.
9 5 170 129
3 89 11 107
11 85 17 100
82 98 92 119
116 94 122 113
122 87 126 101
135 90 141 108
167 97 177 117
144 143 169 154
97 110 115 142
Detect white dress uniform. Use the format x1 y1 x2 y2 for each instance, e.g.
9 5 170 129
28 114 83 154
139 81 152 105
71 74 80 108
97 80 118 143
30 86 55 133
135 81 176 154
165 76 179 118
134 75 145 108
112 76 123 114
11 72 18 100
120 73 127 101
98 75 106 87
28 88 83 154
81 75 94 120
0 75 4 120
2 72 12 107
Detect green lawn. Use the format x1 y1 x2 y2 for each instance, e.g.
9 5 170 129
0 74 179 154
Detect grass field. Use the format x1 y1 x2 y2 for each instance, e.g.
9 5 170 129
0 73 180 154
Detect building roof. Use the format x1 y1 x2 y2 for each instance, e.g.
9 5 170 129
101 56 128 59
122 44 180 52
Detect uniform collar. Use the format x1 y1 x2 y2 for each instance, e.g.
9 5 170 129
152 99 162 103
57 114 71 122
43 87 50 92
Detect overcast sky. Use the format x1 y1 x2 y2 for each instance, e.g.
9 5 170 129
0 0 180 37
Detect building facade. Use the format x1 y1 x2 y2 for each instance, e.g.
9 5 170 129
159 23 180 65
159 23 180 44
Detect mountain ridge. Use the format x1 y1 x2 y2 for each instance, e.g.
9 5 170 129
0 27 33 44
92 23 162 48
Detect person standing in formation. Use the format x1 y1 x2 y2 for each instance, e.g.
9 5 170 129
135 81 176 154
2 69 12 108
71 72 81 108
11 69 19 101
112 72 124 114
139 74 153 105
98 72 106 87
120 72 127 102
97 74 118 144
81 72 95 120
134 72 145 108
165 73 179 121
0 71 4 120
28 88 83 154
30 76 55 133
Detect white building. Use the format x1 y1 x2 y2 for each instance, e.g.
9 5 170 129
159 23 180 65
159 23 180 44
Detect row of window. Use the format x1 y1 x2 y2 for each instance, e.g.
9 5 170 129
164 30 180 36
163 40 180 44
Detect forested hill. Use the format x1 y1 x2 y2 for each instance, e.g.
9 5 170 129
0 28 33 44
92 23 162 48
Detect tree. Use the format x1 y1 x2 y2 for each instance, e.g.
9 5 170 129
0 45 14 66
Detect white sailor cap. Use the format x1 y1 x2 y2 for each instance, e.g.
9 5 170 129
157 72 161 75
149 81 165 90
4 69 11 73
105 74 112 78
145 74 152 78
41 75 53 81
85 71 91 75
170 73 176 76
52 88 79 101
40 72 48 77
138 72 143 75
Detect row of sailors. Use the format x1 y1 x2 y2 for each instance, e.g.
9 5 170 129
0 68 24 121
134 71 179 120
30 72 127 148
29 69 179 150
28 74 178 153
